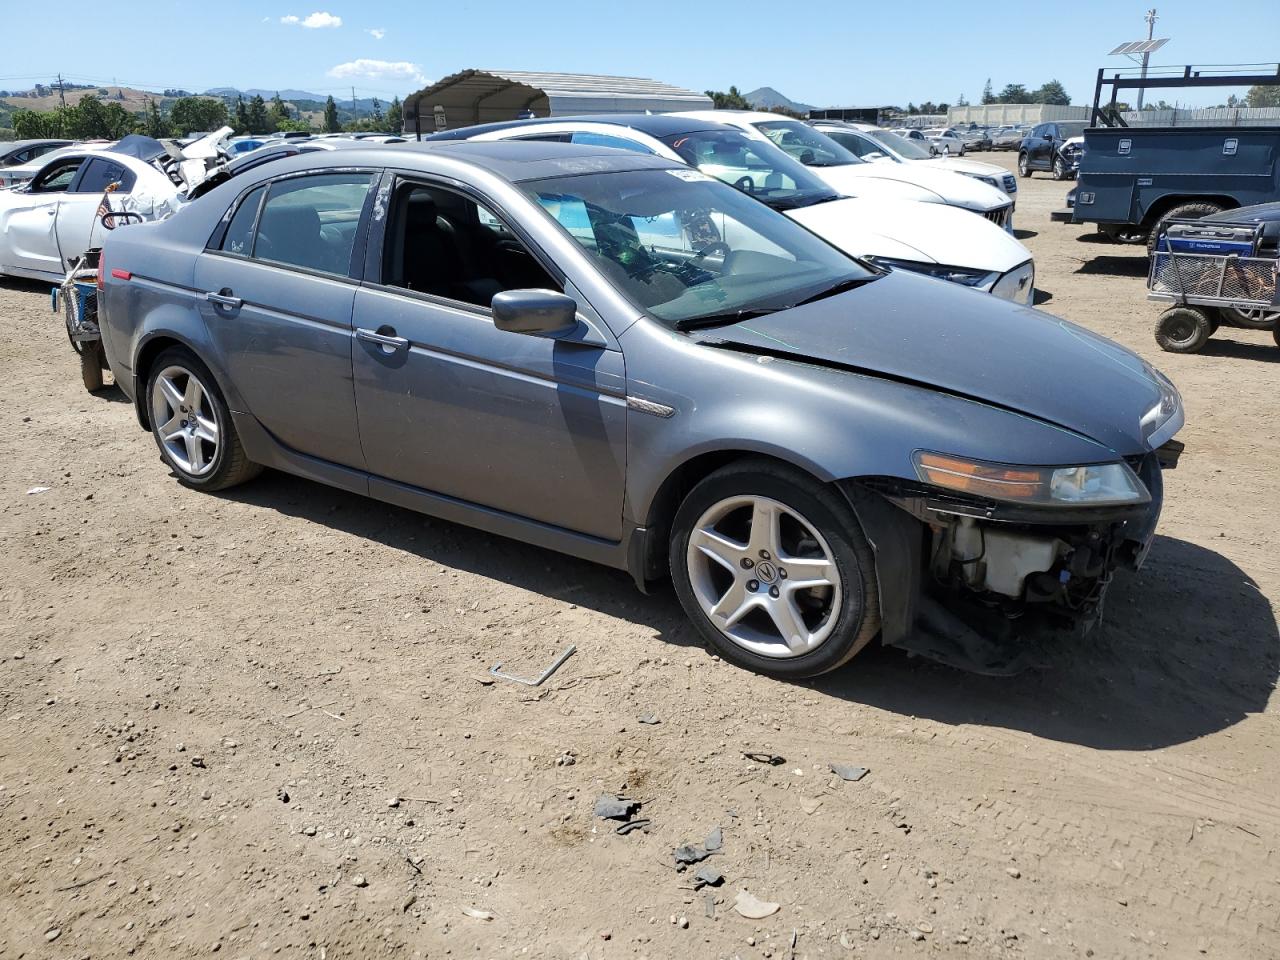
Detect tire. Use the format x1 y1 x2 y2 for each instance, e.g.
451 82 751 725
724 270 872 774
1017 153 1031 178
80 341 105 393
1052 156 1070 180
145 346 261 491
669 459 881 679
941 146 951 156
1273 328 1280 349
1154 307 1213 354
1146 201 1226 255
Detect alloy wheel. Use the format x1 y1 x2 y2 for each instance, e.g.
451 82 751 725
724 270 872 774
685 495 842 659
1228 306 1280 328
150 364 219 476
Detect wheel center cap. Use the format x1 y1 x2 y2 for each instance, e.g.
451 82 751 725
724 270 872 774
756 561 778 584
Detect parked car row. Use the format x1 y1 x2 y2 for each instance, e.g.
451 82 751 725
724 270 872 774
87 136 1184 678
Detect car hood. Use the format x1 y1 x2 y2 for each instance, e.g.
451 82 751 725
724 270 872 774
809 163 1008 210
697 269 1166 455
920 156 1007 178
786 197 1030 273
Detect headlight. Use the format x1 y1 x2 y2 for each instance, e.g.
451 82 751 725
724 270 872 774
991 260 1035 305
960 172 1001 189
913 452 1151 506
866 256 997 289
1140 367 1183 447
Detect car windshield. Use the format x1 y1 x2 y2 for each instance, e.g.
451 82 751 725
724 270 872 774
658 128 839 210
521 168 875 329
866 128 932 159
750 120 861 168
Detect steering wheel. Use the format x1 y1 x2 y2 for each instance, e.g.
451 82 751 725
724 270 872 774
733 176 755 194
691 241 731 262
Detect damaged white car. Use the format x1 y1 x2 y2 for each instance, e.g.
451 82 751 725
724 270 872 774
0 129 231 282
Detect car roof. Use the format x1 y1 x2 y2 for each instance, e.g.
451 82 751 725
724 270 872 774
427 112 731 142
239 139 683 185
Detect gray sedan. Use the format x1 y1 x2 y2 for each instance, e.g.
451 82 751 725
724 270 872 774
98 142 1184 677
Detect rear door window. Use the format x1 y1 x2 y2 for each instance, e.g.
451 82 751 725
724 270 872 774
249 173 374 276
73 158 136 194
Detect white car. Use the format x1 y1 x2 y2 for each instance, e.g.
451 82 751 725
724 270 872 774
893 129 937 154
922 128 967 156
437 115 1035 305
0 143 113 189
811 121 1019 203
0 130 231 282
676 111 1014 232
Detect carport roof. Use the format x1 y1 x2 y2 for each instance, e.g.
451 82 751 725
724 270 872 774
402 69 712 132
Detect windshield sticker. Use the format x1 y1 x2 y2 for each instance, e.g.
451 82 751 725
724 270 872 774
666 169 711 183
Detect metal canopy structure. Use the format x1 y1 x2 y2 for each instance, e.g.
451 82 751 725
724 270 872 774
403 69 712 137
1091 63 1280 126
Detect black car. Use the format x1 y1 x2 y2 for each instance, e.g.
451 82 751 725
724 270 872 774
1018 121 1087 180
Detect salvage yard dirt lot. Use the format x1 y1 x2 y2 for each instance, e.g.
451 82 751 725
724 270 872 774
1 155 1278 960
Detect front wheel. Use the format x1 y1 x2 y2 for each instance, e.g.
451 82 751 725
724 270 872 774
670 460 880 679
1017 153 1031 178
146 347 261 491
1053 156 1070 180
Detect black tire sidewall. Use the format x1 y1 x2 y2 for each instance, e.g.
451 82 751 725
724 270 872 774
146 347 234 489
1018 153 1030 177
669 465 877 679
1155 308 1211 353
1146 202 1225 255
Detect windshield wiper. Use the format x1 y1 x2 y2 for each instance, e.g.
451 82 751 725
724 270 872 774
789 275 881 307
674 308 778 332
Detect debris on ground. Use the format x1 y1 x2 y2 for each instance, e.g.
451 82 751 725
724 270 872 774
705 826 723 851
462 907 494 921
829 763 870 782
616 818 650 835
733 889 780 919
488 644 576 686
638 712 660 724
673 844 713 870
742 750 785 765
693 865 724 888
26 486 50 495
594 794 639 820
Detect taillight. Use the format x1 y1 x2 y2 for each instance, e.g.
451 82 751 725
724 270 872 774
111 269 132 281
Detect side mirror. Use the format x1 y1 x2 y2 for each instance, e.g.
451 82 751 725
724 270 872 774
492 289 578 337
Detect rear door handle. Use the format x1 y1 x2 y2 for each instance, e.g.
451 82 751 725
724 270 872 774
356 327 409 352
205 290 243 310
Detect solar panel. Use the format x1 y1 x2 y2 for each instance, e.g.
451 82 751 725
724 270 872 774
1109 38 1169 55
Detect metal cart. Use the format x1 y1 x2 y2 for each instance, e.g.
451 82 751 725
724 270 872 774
1148 219 1280 354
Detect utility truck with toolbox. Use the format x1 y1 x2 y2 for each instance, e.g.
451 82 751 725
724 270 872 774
1052 64 1280 251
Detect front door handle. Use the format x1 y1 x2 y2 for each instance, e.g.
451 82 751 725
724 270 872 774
205 290 243 310
356 326 409 353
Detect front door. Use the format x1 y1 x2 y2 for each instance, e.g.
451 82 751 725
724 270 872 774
351 179 627 541
2 156 84 276
193 171 377 469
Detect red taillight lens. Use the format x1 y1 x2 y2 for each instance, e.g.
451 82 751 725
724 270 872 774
111 269 132 281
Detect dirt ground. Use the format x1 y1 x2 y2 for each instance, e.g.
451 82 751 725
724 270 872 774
1 154 1277 960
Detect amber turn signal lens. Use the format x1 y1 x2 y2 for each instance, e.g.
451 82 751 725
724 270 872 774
914 452 1045 500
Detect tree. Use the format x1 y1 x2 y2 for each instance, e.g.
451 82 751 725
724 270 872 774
955 92 969 107
267 93 291 131
246 95 269 134
12 109 60 139
1032 80 1070 106
234 96 250 135
705 86 751 110
323 95 340 133
1246 84 1280 108
997 83 1031 103
981 78 995 105
143 98 170 138
386 96 403 135
169 96 228 136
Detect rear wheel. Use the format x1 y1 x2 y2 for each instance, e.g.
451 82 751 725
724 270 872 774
1146 201 1226 255
1154 306 1213 353
670 460 880 679
1224 306 1280 330
146 347 261 491
1017 153 1031 178
1273 328 1280 348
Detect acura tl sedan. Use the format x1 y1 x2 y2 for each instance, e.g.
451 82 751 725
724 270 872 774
97 142 1184 678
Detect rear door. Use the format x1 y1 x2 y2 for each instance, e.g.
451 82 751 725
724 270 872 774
193 170 377 468
54 157 137 267
1 156 85 276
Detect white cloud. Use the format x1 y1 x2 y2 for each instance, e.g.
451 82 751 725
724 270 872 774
365 27 386 39
281 11 342 28
328 59 425 85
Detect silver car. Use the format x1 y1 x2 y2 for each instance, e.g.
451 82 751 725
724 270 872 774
98 142 1184 677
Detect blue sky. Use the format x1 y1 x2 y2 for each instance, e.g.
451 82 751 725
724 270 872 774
2 0 1277 108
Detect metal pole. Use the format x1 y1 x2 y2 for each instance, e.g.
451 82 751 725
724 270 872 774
1136 8 1157 111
